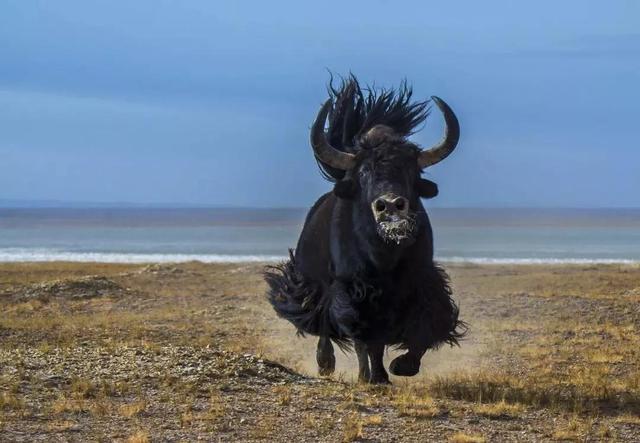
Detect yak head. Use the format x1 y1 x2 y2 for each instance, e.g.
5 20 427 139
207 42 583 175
310 96 459 245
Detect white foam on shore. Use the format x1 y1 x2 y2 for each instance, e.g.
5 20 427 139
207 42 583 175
0 248 638 265
0 249 287 263
439 257 638 265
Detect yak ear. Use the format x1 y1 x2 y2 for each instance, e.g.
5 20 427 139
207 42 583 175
416 179 439 199
333 178 357 199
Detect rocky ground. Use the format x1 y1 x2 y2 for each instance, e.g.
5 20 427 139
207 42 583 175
0 261 639 442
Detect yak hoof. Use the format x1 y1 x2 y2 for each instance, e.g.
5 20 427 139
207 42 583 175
368 373 391 385
389 353 421 377
317 352 335 376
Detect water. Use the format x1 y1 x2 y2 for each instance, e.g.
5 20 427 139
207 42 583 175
1 207 639 264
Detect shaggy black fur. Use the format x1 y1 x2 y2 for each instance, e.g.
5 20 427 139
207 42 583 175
265 254 464 351
317 74 431 182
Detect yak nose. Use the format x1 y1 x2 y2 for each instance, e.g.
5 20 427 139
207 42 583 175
372 194 409 218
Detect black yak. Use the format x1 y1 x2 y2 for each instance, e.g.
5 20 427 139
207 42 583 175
265 76 465 384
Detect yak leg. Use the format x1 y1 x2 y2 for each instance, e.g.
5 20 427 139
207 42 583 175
366 342 390 384
354 340 370 383
316 336 335 376
389 345 426 377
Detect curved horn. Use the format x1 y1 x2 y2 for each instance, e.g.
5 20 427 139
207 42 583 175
418 96 460 168
311 100 357 170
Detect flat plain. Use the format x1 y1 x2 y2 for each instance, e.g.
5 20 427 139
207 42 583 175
1 261 639 442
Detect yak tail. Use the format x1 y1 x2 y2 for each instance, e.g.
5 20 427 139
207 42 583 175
264 251 352 350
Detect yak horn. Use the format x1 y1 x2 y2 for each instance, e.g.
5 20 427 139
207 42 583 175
311 100 357 170
418 96 460 168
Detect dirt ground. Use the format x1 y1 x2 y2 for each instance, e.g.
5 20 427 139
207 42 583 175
1 261 639 442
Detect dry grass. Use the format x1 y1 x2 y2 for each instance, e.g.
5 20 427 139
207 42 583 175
203 392 226 421
273 385 292 406
342 413 364 442
119 400 146 418
70 377 97 399
615 414 640 425
1 261 640 441
448 432 486 443
50 396 89 415
472 400 524 419
180 410 194 428
551 415 592 441
126 429 151 443
46 420 77 432
0 393 25 411
393 389 440 419
364 414 383 425
430 361 640 413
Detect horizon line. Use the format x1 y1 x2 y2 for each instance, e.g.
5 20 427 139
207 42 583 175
1 199 640 211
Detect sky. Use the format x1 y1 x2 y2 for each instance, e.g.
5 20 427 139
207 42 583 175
1 1 639 208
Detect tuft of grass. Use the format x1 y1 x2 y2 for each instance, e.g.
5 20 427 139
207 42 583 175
472 400 524 419
46 420 77 432
342 413 364 442
551 415 592 441
596 423 615 440
587 350 624 364
273 385 292 406
119 400 146 418
429 366 638 413
126 430 150 443
0 392 25 411
202 392 226 421
249 416 278 439
180 410 194 428
89 399 113 416
302 413 336 435
615 414 640 425
70 377 96 399
449 432 486 443
50 396 88 415
364 414 383 426
392 387 440 419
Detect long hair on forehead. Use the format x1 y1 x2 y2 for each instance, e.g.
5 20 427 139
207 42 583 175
317 74 431 181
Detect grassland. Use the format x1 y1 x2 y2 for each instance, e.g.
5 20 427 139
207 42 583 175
0 261 639 441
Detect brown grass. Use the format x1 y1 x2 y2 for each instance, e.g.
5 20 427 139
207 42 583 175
0 393 25 411
1 261 640 441
449 432 486 443
393 389 440 419
615 414 640 425
472 400 524 419
119 400 146 418
273 385 292 406
50 396 89 415
342 413 364 442
126 430 151 443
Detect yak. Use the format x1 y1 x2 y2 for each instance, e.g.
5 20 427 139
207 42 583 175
265 76 466 384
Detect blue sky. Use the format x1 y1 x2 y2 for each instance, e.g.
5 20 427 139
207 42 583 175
1 1 639 207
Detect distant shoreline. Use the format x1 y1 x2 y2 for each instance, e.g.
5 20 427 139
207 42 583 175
3 207 640 264
0 253 637 265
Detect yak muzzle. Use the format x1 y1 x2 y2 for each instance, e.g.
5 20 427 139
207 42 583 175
371 194 416 244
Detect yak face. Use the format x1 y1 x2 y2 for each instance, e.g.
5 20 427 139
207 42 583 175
355 126 421 245
309 86 459 245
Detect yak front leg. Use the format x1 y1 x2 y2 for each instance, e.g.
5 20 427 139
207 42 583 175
354 340 370 383
389 348 425 377
316 336 335 376
366 341 390 384
390 335 428 377
389 324 428 377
